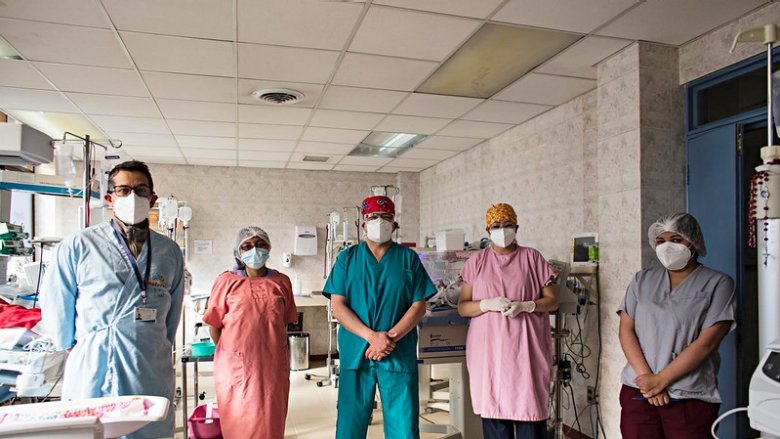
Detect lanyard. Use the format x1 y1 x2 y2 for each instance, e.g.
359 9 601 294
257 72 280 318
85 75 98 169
111 220 152 305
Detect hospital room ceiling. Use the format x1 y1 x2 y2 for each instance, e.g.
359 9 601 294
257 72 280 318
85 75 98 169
0 0 770 172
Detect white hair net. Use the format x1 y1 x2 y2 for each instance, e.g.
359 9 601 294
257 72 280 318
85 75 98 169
234 226 271 254
647 213 706 257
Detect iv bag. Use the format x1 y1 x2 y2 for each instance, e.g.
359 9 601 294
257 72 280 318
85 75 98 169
54 142 77 191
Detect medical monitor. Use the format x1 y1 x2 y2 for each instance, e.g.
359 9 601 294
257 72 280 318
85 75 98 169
570 233 598 266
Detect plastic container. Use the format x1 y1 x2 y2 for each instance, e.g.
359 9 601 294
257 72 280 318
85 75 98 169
288 332 310 371
191 342 215 357
187 403 221 439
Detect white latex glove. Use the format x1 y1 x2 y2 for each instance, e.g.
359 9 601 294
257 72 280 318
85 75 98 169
479 296 511 313
502 300 536 317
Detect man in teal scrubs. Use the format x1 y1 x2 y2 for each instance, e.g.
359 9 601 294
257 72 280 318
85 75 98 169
323 195 436 439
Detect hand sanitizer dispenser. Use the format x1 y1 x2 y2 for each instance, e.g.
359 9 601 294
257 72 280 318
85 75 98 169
294 225 317 255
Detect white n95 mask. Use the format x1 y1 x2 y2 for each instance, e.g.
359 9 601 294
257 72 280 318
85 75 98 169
366 218 393 243
113 193 151 225
655 242 692 271
490 227 516 248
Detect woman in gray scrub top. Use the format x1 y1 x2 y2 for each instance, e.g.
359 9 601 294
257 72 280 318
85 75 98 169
617 212 736 439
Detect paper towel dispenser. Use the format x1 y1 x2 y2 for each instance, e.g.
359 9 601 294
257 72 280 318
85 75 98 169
294 225 317 255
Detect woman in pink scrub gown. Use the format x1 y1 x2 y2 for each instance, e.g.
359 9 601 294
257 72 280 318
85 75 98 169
458 204 558 439
203 226 298 439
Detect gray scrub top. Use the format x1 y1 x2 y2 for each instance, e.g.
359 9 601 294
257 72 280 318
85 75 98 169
617 265 736 403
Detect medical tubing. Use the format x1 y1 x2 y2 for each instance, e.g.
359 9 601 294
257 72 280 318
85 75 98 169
709 407 748 438
566 383 584 436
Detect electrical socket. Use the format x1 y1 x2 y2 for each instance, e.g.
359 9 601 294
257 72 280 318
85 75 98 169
587 386 598 404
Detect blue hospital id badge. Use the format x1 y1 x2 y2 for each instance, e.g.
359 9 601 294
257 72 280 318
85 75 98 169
135 307 157 322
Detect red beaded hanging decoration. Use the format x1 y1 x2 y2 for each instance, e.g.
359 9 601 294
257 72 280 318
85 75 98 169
748 170 771 248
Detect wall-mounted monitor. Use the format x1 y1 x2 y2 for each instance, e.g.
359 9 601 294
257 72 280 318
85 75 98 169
570 233 598 266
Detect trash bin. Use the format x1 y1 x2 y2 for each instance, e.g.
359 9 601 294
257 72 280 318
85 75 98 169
288 332 310 371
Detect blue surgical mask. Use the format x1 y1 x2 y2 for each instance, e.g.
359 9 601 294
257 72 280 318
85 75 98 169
241 248 269 269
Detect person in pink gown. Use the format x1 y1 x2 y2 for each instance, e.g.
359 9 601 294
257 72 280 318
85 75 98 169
458 203 558 439
202 226 298 439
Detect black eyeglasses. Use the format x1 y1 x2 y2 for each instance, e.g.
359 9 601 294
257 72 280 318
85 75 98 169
110 185 153 198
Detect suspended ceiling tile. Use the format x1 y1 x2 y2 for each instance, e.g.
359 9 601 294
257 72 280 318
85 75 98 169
34 63 147 96
0 19 131 67
492 0 638 34
175 135 236 150
120 32 235 77
121 145 182 157
0 0 111 27
237 79 323 107
372 0 505 19
374 115 451 135
320 86 408 113
184 148 236 159
142 71 237 103
295 141 356 155
393 93 483 119
238 150 291 162
238 44 339 84
463 100 551 124
66 93 159 117
167 120 236 137
286 162 335 171
237 0 363 50
339 156 393 166
383 157 439 169
350 6 480 61
496 73 595 106
239 160 287 169
109 132 177 147
535 36 633 79
238 105 311 125
436 120 512 138
302 127 368 144
238 138 297 152
310 109 384 131
333 53 438 91
89 115 170 134
0 59 55 90
0 87 78 112
332 164 380 172
238 123 303 140
414 135 483 151
188 158 237 167
595 0 767 45
157 99 237 122
399 148 460 160
290 153 343 165
134 156 187 165
102 0 234 40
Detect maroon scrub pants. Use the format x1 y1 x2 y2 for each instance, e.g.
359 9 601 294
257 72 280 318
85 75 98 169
620 385 719 439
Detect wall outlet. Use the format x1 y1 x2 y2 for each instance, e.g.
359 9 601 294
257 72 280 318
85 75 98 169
587 385 598 404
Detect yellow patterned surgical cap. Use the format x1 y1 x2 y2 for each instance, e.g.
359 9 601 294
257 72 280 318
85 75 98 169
485 203 517 228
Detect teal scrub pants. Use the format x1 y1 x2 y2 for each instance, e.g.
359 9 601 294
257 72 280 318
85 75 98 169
336 364 419 439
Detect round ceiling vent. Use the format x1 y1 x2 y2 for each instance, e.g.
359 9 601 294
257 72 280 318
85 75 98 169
251 88 304 105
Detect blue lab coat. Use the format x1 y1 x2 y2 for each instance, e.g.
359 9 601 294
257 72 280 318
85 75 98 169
41 221 185 439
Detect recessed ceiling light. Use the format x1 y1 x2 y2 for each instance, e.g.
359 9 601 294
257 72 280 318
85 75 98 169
0 37 23 60
302 155 330 162
349 132 427 158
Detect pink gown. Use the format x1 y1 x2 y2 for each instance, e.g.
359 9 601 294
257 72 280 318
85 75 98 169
202 270 297 439
460 246 554 421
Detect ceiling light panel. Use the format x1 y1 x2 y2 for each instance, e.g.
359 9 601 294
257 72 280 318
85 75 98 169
0 87 78 112
33 63 147 96
0 0 111 27
120 32 235 77
320 86 408 113
463 100 551 124
102 0 234 40
238 44 340 84
238 138 297 152
373 0 505 19
415 135 483 151
0 59 55 90
238 123 303 140
393 93 483 119
4 109 105 140
66 94 159 118
158 99 237 122
89 115 170 134
375 115 451 135
167 120 236 137
495 73 595 106
333 53 439 91
0 37 22 60
142 71 237 103
238 79 323 107
350 6 480 61
310 110 384 131
237 0 363 51
238 105 311 125
0 19 130 68
535 36 633 79
302 127 368 144
418 23 581 99
437 120 512 138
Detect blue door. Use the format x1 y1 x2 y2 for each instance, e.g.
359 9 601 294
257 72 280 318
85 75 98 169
686 123 740 437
